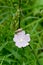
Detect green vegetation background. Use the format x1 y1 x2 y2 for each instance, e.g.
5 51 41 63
0 0 43 65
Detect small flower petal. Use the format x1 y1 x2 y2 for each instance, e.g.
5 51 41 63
13 34 18 42
25 34 30 42
15 42 22 48
21 41 29 47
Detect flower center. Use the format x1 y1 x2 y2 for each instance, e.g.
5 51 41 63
19 38 23 42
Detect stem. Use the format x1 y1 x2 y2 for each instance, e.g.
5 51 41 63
18 0 21 28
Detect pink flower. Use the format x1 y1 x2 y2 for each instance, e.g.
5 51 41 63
13 30 30 48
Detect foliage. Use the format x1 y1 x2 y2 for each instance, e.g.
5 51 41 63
0 0 43 65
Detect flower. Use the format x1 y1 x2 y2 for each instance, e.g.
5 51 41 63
13 30 30 48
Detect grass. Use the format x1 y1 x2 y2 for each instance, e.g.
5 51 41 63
0 0 43 65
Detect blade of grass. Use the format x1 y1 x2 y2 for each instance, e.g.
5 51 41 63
0 56 5 65
0 16 8 24
23 17 43 29
0 12 9 16
31 21 39 34
0 6 14 9
0 42 8 51
21 16 39 23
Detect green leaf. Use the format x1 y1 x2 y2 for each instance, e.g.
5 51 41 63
35 0 43 6
38 52 43 58
0 42 8 51
0 16 8 24
38 58 43 65
5 41 22 61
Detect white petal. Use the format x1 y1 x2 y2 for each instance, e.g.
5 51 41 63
13 34 18 42
15 42 22 48
22 43 29 47
25 34 30 42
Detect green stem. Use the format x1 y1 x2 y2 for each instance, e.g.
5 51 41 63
18 0 21 28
